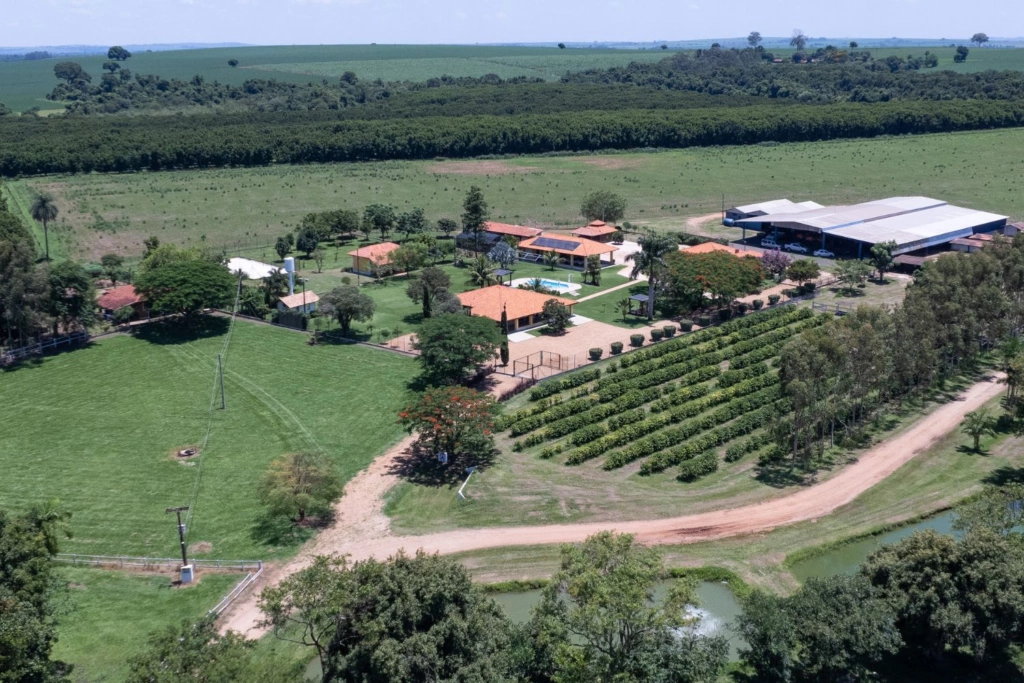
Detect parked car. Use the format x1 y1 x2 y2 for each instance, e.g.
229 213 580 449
813 248 835 258
784 242 809 254
761 237 780 249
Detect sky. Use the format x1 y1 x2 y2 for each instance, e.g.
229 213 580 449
1 0 1020 47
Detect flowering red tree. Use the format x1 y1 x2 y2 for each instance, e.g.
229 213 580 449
398 387 500 458
760 249 792 282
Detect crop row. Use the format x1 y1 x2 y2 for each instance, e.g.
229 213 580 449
724 430 776 462
716 362 769 389
600 362 722 403
598 387 782 473
650 368 775 415
529 368 601 401
638 398 791 474
677 452 720 482
539 387 665 441
572 377 782 467
499 393 596 432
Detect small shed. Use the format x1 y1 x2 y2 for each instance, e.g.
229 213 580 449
97 285 147 321
1006 222 1023 237
950 238 984 254
277 291 320 314
571 221 618 243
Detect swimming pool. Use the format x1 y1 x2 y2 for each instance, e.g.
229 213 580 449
508 278 582 295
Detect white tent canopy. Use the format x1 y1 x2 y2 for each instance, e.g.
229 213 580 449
226 257 283 280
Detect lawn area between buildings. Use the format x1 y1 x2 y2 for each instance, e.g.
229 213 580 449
444 391 1022 593
9 127 1024 263
0 317 417 560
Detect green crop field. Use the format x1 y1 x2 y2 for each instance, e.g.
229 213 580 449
0 318 416 560
8 127 1024 263
0 44 663 113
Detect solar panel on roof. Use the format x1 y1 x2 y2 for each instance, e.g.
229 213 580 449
532 237 581 251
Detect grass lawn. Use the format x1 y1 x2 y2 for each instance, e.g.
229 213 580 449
0 317 417 560
53 567 240 683
10 127 1024 262
445 391 1023 592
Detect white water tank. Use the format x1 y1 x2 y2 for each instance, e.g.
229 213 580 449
284 257 295 295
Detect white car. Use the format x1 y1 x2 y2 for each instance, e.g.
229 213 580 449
813 248 835 259
761 238 780 249
784 242 809 254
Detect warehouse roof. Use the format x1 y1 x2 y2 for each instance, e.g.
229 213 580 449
730 198 824 216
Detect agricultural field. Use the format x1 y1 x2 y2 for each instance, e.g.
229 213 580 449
0 318 417 560
386 306 832 534
0 45 663 113
8 127 1024 263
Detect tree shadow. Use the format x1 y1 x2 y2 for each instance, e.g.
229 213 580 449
403 312 425 326
133 316 230 345
1 339 96 373
983 466 1024 486
955 445 987 456
249 510 332 549
753 463 808 489
386 441 497 488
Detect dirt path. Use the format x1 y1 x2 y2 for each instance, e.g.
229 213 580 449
220 374 1004 637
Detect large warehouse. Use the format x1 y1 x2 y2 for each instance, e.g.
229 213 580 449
730 196 1008 257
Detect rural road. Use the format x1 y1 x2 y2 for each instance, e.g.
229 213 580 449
219 373 1005 637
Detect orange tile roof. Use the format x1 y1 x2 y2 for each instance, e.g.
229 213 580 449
457 285 575 322
572 221 618 238
278 291 320 309
519 233 618 257
484 222 543 239
348 242 401 263
680 242 756 257
97 285 143 311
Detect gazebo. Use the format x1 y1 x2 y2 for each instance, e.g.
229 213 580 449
628 293 650 317
494 268 513 286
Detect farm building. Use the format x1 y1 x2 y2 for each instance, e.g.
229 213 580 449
484 221 543 241
517 233 618 269
97 285 147 321
276 291 319 314
725 199 824 224
457 285 575 332
348 242 400 276
734 196 1008 257
226 257 282 280
1007 222 1024 237
571 221 618 242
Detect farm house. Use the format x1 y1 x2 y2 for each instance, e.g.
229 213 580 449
457 285 575 332
571 220 619 243
348 242 401 275
517 233 618 269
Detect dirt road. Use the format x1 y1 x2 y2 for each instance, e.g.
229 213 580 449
219 374 1004 637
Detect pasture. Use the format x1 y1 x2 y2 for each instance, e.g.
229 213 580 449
9 127 1024 262
0 318 416 560
0 44 663 113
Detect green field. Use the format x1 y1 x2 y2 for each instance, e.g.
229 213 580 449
9 127 1024 262
0 45 664 113
0 318 416 560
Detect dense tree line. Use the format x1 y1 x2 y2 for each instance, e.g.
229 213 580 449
775 235 1024 463
2 98 1022 177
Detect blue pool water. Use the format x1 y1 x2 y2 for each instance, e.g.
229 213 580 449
539 279 574 292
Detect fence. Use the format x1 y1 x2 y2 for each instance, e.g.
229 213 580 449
1 330 89 363
511 349 572 379
53 553 262 572
208 562 265 616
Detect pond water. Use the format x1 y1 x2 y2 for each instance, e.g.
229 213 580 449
490 580 746 660
789 511 959 582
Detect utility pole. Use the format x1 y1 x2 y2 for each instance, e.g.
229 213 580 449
166 506 190 581
217 354 226 410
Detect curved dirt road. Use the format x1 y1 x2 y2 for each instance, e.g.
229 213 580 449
220 374 1003 637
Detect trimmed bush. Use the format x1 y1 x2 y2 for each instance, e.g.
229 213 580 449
677 451 719 482
782 288 799 299
752 299 764 310
768 294 781 305
803 282 817 293
717 308 733 322
679 319 694 332
663 325 676 337
650 328 665 342
736 302 749 315
697 315 712 327
589 347 603 361
610 341 623 355
630 334 644 348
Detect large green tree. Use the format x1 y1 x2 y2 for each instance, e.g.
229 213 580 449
0 240 48 347
29 193 59 262
870 240 898 281
363 204 396 241
461 185 489 250
626 232 677 321
580 190 627 224
414 312 503 384
45 261 96 336
259 552 524 683
529 532 727 682
134 259 236 325
398 385 499 458
664 250 763 311
319 285 375 336
405 266 451 319
257 451 343 523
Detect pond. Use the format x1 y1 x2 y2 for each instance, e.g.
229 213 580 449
789 511 959 582
490 580 746 660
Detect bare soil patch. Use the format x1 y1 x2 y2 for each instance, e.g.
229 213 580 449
578 157 643 170
427 160 539 175
188 541 213 554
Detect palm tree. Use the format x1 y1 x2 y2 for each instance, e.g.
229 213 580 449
543 250 560 271
26 498 73 556
626 231 677 321
30 193 59 261
585 255 602 285
467 255 496 288
961 409 996 452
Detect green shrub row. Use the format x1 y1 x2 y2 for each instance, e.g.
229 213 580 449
724 430 775 462
571 423 609 447
648 382 713 414
638 397 790 474
512 432 545 451
717 362 769 389
608 408 647 431
566 411 679 465
677 451 720 482
598 355 723 402
651 370 776 420
529 367 601 401
539 444 564 459
598 338 722 387
728 340 788 370
506 394 601 436
500 393 596 432
541 388 662 440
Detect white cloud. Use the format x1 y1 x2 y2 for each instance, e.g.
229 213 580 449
496 10 507 20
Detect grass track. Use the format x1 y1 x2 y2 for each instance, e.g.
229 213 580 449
0 319 416 560
16 127 1024 261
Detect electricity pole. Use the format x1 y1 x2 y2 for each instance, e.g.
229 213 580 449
217 354 225 410
166 506 189 568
